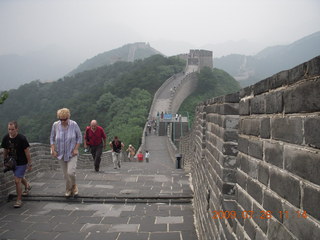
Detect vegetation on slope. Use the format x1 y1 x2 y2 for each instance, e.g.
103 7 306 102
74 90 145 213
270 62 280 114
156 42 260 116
0 55 185 149
178 67 241 124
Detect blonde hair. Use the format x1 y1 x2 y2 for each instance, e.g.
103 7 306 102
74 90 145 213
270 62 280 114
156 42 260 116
57 108 71 119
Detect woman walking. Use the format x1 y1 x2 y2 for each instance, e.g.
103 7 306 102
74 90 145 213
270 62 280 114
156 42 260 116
50 108 82 197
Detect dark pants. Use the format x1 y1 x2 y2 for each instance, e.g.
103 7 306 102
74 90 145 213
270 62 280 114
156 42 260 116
90 143 103 171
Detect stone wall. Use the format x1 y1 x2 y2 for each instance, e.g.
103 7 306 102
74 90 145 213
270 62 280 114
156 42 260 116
0 143 113 203
180 56 320 239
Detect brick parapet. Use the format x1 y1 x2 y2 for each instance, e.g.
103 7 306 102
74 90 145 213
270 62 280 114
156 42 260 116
0 143 113 203
181 56 320 239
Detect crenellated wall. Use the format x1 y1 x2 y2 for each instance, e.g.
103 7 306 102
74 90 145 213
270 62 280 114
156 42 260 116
180 56 320 239
0 144 114 203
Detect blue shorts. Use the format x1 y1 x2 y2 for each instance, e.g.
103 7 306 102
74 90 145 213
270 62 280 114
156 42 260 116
14 165 27 178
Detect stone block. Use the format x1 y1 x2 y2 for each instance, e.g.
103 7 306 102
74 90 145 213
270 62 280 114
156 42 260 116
284 145 320 185
264 141 283 168
247 178 263 204
237 136 248 154
260 117 270 139
244 218 257 240
283 202 320 240
308 56 320 76
266 91 283 114
304 116 320 149
251 95 266 114
239 99 250 116
236 170 247 190
220 103 239 115
284 78 320 113
238 153 258 179
248 138 263 160
240 118 260 137
223 92 240 103
239 86 252 98
263 190 283 223
258 162 269 187
271 117 303 144
222 142 238 156
302 183 320 221
267 218 296 240
237 187 252 212
269 168 301 208
252 202 268 234
271 70 288 89
253 78 269 96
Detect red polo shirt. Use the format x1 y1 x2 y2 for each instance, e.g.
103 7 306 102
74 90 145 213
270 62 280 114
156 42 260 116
85 126 106 146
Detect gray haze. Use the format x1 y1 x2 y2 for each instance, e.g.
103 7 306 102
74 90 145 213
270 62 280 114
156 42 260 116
0 0 319 89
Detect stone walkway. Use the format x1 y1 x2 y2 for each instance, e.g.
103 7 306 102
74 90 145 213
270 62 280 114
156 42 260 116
0 136 197 240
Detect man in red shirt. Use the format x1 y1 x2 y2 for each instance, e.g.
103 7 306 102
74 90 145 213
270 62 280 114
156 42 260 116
84 120 107 172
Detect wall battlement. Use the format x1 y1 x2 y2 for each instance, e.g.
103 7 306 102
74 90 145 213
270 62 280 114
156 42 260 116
180 56 320 239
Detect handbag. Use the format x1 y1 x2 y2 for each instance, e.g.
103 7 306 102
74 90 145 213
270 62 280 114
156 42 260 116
3 157 17 173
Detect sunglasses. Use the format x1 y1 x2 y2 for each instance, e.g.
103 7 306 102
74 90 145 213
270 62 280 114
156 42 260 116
59 118 68 122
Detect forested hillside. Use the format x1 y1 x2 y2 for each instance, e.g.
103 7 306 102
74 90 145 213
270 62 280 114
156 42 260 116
178 67 241 123
0 55 185 149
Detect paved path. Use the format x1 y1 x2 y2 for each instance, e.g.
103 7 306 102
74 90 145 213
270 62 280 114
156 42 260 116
0 136 197 240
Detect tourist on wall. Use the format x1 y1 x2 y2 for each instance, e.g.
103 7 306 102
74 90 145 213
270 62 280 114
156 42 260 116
145 150 150 163
84 120 107 172
126 144 135 162
50 108 82 197
109 136 124 169
1 121 32 208
137 151 144 162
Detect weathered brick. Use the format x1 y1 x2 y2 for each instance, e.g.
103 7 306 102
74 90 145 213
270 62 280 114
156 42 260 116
263 190 283 223
284 78 320 113
239 99 250 116
266 91 283 114
238 135 248 154
244 218 257 240
251 95 266 114
270 70 288 89
268 218 296 240
240 118 260 137
248 138 263 160
252 202 268 234
302 183 320 221
284 145 320 185
283 202 320 240
247 178 263 204
258 162 269 186
253 78 269 96
269 168 301 208
239 86 252 98
237 187 252 212
220 103 239 115
260 118 270 139
304 117 320 149
271 117 303 144
223 92 240 103
264 141 284 168
238 153 258 179
236 170 247 190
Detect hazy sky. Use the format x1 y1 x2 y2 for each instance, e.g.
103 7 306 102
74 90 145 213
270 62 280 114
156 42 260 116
1 0 319 59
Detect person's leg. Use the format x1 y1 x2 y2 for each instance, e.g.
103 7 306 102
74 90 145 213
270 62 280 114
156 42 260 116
59 159 71 196
112 152 117 169
94 144 103 171
118 152 122 168
14 177 22 201
67 155 78 196
21 178 31 195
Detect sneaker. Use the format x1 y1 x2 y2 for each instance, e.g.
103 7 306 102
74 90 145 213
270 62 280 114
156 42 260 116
65 189 72 197
14 200 22 208
22 185 32 196
72 184 79 197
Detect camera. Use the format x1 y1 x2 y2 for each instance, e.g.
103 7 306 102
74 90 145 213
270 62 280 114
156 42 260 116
3 157 16 173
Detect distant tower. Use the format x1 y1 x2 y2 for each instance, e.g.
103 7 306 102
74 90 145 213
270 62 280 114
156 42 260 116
187 49 213 72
